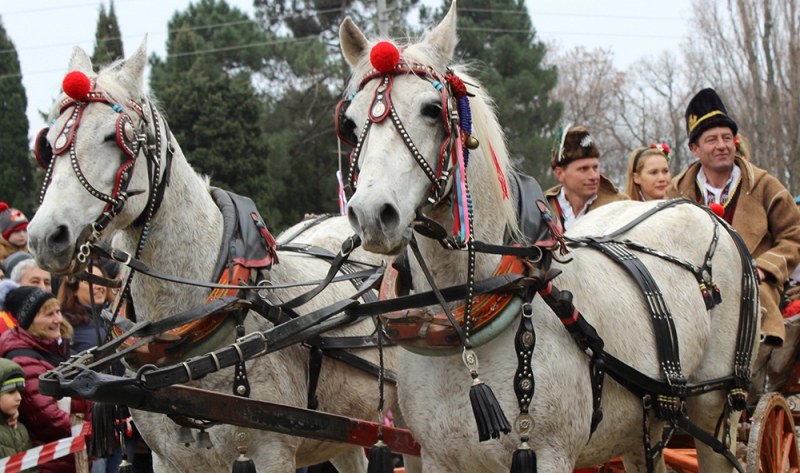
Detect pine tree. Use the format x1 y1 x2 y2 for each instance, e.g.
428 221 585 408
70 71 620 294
0 18 35 214
92 1 124 68
149 0 279 225
425 0 563 182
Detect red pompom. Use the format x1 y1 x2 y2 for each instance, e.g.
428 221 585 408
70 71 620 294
0 202 8 213
709 203 724 217
370 41 400 73
446 73 467 99
62 71 92 100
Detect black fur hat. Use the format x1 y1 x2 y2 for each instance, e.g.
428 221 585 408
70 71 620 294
551 125 600 169
685 88 738 144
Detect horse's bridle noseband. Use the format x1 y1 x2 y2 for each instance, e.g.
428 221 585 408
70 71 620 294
34 73 173 264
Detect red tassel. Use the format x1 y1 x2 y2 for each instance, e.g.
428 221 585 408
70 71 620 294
489 143 509 199
370 41 400 73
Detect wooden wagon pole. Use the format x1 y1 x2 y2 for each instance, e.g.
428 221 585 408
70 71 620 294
41 370 421 456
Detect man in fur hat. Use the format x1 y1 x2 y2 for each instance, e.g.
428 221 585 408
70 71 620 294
544 124 627 230
666 88 800 347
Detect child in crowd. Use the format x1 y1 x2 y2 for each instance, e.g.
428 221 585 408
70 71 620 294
0 203 29 260
0 357 35 472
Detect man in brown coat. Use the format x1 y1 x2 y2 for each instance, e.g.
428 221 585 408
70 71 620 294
666 88 800 347
544 124 627 231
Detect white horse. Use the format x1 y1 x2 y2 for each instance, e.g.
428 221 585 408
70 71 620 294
338 3 759 472
27 43 408 473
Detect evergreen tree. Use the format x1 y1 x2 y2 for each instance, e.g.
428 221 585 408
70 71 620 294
0 19 35 214
149 1 281 225
252 0 422 224
424 0 562 182
92 1 125 68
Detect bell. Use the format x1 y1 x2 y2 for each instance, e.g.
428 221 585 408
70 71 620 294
465 135 480 150
177 426 195 446
196 430 213 449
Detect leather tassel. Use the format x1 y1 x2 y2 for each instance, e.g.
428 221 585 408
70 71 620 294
89 402 116 458
510 444 537 473
469 380 511 441
367 440 394 473
231 453 257 473
118 458 136 473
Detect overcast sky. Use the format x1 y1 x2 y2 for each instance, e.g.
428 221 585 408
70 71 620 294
1 0 694 135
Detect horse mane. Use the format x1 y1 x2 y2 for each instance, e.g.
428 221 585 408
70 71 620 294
345 41 522 242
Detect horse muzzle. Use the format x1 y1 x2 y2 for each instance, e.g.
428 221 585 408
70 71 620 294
347 198 410 255
27 217 86 275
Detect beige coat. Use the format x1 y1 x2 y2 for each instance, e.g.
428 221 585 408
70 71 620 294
666 156 800 343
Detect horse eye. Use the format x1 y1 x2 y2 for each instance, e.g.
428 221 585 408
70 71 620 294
340 118 358 145
421 103 442 119
103 133 116 143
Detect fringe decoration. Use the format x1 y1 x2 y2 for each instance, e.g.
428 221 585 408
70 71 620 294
489 143 509 199
451 132 471 244
89 402 116 458
367 439 394 473
231 454 258 473
510 442 537 473
469 378 511 441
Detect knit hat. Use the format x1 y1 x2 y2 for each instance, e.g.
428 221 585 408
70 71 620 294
4 285 56 330
3 251 33 278
0 358 25 394
551 125 601 169
0 203 29 241
685 88 738 145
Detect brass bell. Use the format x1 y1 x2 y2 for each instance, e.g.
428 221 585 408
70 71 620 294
465 135 480 150
176 426 195 446
196 430 213 449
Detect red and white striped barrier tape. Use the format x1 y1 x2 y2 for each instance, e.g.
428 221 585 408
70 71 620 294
0 421 91 473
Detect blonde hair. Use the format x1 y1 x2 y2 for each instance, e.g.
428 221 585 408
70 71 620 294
735 133 750 161
624 147 669 200
26 298 61 340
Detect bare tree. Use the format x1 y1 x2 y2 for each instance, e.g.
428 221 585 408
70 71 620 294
549 46 631 183
685 0 800 192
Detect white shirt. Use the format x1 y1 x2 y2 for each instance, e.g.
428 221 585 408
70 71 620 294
697 164 742 205
557 186 597 230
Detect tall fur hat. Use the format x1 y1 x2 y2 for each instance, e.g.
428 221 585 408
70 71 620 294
685 88 738 144
0 203 29 241
551 125 600 169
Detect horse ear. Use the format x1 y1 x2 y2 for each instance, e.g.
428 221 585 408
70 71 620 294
425 0 458 62
340 17 370 67
67 47 93 74
121 38 148 85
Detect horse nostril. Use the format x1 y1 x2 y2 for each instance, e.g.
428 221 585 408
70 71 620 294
347 206 360 231
48 225 71 247
379 203 400 231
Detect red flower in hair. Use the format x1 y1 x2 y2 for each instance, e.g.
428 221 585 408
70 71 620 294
63 71 91 101
370 41 400 73
650 142 671 160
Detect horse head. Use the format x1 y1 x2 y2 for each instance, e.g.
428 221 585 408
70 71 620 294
28 41 172 275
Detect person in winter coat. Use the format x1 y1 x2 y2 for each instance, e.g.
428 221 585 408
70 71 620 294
0 203 29 260
0 357 36 472
0 283 90 473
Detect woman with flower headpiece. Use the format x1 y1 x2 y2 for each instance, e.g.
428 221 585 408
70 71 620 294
624 143 672 201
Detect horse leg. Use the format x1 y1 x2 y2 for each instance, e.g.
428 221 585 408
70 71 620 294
328 446 368 473
686 391 741 472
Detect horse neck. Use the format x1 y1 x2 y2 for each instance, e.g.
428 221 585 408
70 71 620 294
412 145 511 290
118 143 223 321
